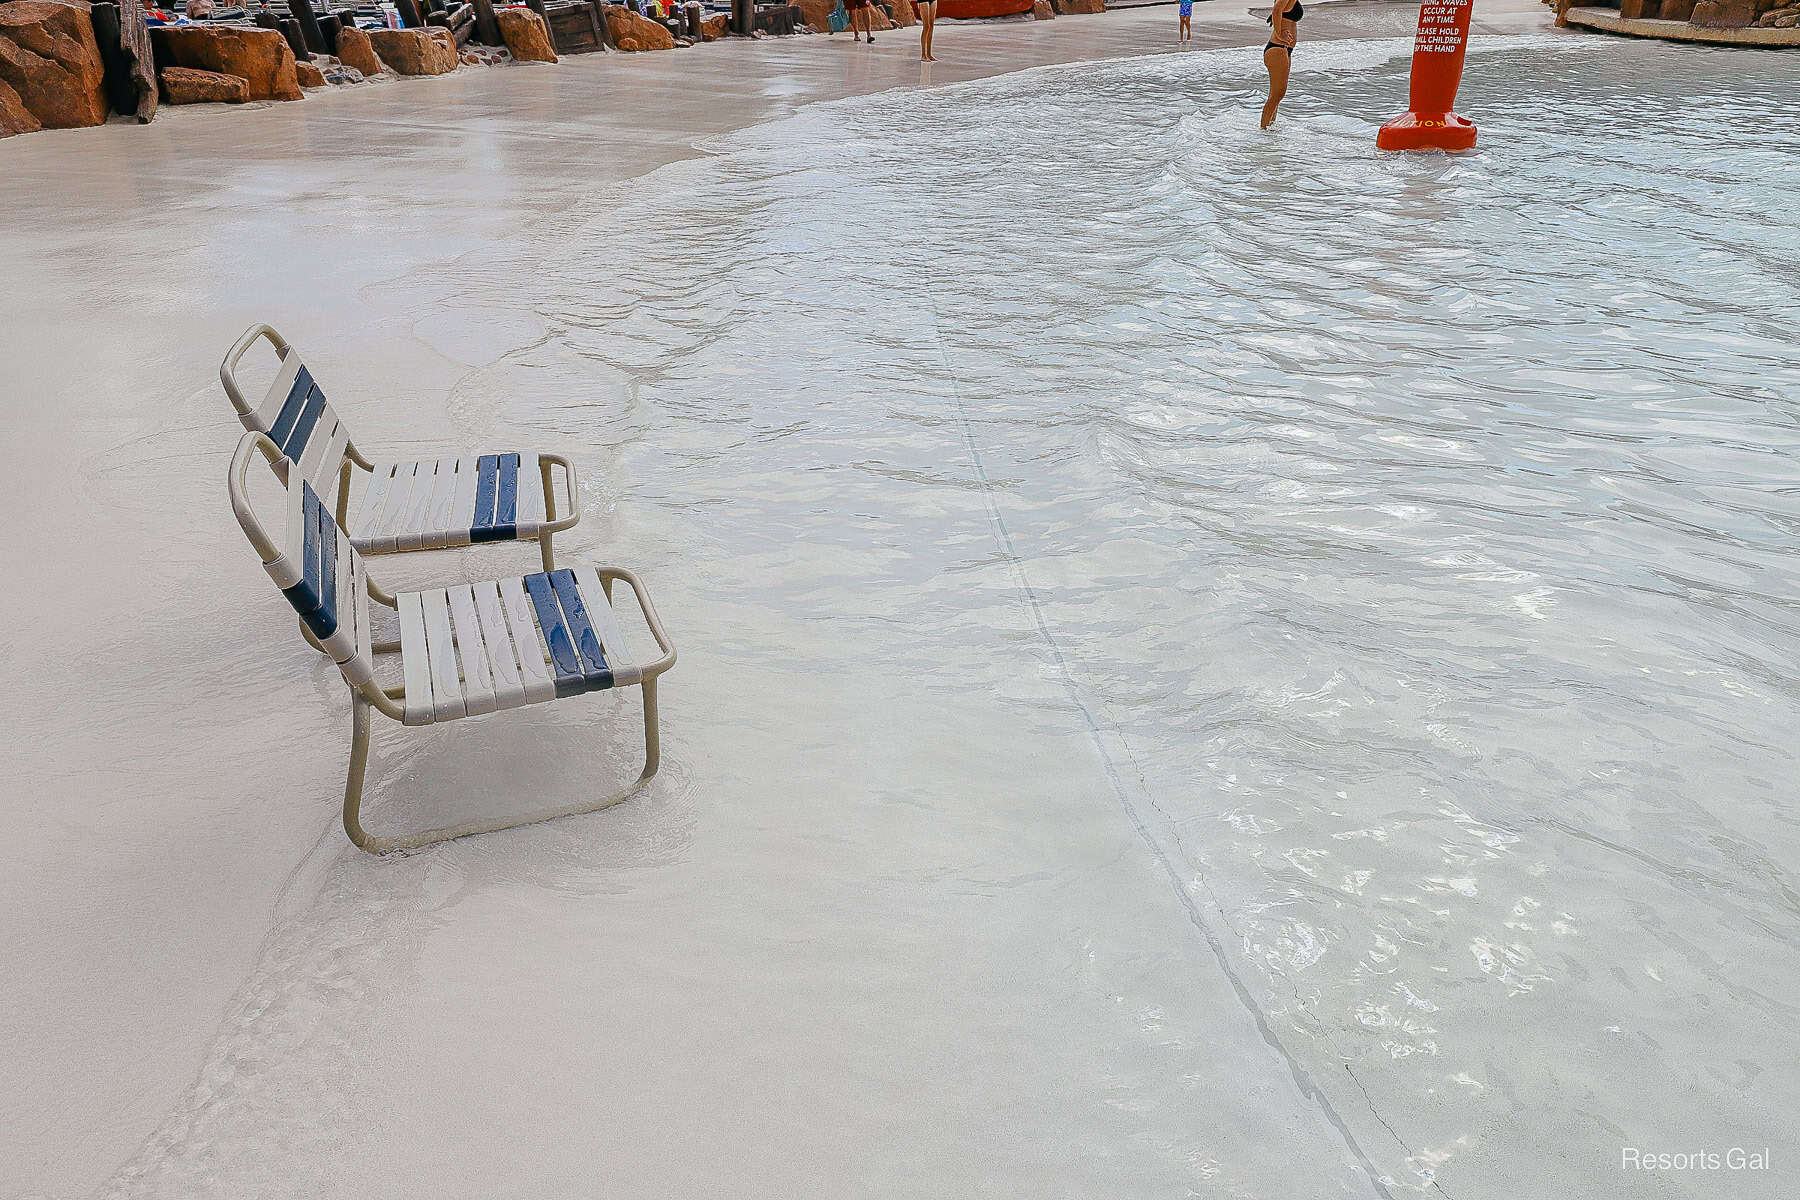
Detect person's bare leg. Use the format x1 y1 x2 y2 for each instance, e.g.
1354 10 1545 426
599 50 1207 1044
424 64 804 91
1261 45 1289 128
1179 13 1189 39
921 2 934 58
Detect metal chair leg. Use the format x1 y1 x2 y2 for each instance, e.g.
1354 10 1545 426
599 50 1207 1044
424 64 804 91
343 681 663 855
640 676 660 776
342 691 375 851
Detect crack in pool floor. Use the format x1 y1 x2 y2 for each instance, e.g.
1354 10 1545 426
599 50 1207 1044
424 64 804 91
919 277 1402 1200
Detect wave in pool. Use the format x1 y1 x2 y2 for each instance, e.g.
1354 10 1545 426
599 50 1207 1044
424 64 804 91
519 35 1800 1195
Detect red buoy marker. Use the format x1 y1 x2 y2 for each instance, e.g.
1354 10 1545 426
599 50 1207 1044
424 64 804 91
1377 0 1477 152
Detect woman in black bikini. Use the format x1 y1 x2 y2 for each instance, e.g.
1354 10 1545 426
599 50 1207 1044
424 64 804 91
1261 0 1303 129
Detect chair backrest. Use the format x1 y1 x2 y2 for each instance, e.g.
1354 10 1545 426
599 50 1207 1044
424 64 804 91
221 325 353 503
230 430 375 690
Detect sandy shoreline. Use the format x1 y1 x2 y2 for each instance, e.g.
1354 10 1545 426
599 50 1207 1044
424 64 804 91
0 5 1559 1196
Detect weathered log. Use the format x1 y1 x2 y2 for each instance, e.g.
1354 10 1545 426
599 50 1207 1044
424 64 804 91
88 3 136 115
428 2 473 31
396 0 425 26
87 0 156 121
317 12 341 50
290 0 328 54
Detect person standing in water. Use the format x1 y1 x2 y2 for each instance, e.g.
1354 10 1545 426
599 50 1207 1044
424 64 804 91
850 0 874 43
918 0 937 59
1177 0 1192 41
1261 0 1303 128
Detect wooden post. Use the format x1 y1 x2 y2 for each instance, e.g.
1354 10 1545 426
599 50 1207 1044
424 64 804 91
289 0 329 53
278 17 311 58
396 0 425 27
470 0 501 44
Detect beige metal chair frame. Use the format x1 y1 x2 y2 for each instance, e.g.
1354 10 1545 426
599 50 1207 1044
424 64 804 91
221 324 581 575
231 432 677 854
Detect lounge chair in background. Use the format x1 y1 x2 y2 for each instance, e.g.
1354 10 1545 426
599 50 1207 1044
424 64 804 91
220 324 580 574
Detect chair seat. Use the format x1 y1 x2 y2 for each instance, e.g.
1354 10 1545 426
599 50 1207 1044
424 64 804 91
397 566 645 727
350 452 563 554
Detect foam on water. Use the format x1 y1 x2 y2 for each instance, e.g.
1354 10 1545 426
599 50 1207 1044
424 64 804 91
102 35 1800 1199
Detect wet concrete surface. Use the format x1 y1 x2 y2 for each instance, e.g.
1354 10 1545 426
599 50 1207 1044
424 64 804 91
0 4 1557 1196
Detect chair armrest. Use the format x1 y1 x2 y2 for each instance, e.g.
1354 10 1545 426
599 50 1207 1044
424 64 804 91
596 565 676 680
220 324 293 418
540 452 582 533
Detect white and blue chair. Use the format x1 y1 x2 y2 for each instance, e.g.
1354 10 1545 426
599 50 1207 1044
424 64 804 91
229 430 676 853
220 324 580 573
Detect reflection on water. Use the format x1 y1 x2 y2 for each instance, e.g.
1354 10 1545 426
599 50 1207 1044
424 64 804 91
520 35 1800 1195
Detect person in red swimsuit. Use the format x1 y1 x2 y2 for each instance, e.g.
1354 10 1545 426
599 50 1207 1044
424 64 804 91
1261 0 1303 129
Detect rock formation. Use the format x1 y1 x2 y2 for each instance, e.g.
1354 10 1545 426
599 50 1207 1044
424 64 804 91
0 1 108 133
367 26 458 73
700 11 727 37
1 77 40 136
795 0 893 28
601 4 676 47
496 7 557 60
1690 0 1753 22
150 25 303 100
158 64 248 102
332 25 384 77
1033 0 1055 15
294 57 325 86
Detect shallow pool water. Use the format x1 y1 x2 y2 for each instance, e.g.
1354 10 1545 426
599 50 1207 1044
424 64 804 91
105 34 1800 1200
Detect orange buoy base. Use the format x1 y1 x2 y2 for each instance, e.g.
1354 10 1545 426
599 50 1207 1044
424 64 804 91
1376 110 1478 152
